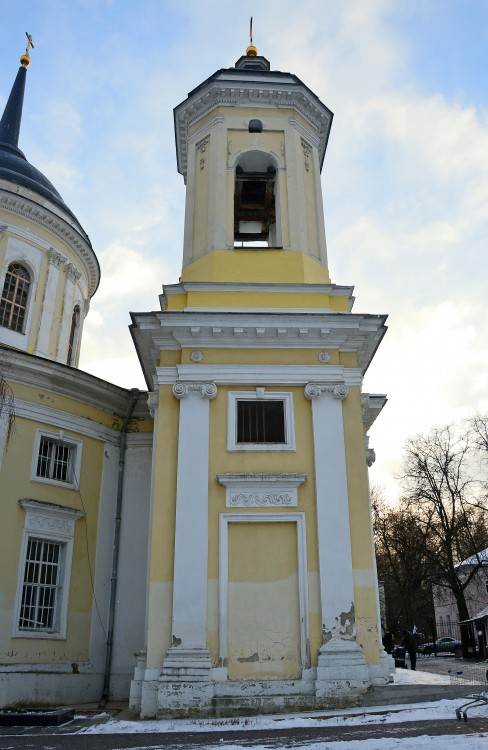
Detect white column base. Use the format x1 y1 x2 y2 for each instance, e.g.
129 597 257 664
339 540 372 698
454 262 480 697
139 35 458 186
315 639 370 698
368 650 395 685
139 668 161 718
128 651 147 710
158 646 214 715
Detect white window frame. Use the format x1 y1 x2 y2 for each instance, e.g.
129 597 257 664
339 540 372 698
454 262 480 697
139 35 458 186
12 499 84 639
227 389 295 452
30 429 83 490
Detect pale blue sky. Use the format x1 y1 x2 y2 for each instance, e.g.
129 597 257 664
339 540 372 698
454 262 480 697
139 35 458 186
1 0 487 500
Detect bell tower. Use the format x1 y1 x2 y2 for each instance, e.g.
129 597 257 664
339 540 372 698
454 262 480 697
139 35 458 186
175 47 332 283
130 38 391 718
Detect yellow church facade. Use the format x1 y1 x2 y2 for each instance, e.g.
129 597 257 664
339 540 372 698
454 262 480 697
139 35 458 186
0 40 391 715
129 50 391 716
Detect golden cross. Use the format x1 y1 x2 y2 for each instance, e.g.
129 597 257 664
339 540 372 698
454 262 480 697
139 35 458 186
25 32 34 56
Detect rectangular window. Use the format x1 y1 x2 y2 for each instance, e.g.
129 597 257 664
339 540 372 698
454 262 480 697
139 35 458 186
237 400 285 444
19 538 63 632
227 391 295 452
31 430 82 489
13 500 84 639
37 436 74 483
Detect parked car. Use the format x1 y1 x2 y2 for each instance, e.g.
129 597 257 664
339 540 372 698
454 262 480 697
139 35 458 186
418 637 462 655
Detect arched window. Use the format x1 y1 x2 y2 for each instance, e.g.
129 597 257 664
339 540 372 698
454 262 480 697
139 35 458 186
66 305 80 366
0 263 31 333
234 151 279 247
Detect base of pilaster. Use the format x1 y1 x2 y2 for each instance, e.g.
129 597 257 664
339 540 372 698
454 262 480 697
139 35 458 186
157 646 214 717
315 639 370 699
368 650 395 686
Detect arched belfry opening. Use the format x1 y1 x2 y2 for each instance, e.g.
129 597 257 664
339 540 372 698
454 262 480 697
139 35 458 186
233 150 280 247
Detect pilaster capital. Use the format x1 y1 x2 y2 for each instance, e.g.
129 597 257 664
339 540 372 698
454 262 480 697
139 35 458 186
365 447 376 467
172 382 217 400
147 391 159 418
48 247 65 268
0 224 8 238
64 262 82 282
304 382 348 401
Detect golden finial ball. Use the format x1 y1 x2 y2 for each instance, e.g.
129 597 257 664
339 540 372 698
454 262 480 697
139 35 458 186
20 54 30 68
246 44 258 57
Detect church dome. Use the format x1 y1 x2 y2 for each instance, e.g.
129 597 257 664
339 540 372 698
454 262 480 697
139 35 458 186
0 140 79 222
0 62 81 225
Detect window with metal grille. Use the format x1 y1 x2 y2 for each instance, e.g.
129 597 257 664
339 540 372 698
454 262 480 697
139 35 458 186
36 437 75 483
18 538 62 632
237 399 285 444
0 263 31 333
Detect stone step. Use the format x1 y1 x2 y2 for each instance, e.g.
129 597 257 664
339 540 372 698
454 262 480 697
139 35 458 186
361 684 474 706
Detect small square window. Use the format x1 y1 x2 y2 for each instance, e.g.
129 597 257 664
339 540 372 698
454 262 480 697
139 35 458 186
31 430 82 489
237 400 285 444
227 391 295 452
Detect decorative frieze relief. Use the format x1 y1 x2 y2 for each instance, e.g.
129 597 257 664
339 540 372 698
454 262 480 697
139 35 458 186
301 137 312 172
229 492 295 507
217 472 306 508
48 247 66 268
190 351 203 362
318 352 330 363
196 136 210 171
304 382 348 401
172 382 217 400
19 498 84 540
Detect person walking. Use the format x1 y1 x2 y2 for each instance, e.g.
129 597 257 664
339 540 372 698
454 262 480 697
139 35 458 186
402 629 417 670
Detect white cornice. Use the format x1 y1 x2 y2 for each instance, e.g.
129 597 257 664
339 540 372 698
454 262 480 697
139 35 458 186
0 188 99 296
131 309 386 389
13 399 153 447
156 364 363 387
174 73 333 177
162 280 354 298
3 348 150 420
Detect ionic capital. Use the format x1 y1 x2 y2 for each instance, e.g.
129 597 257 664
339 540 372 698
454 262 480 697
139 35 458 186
304 382 348 401
172 382 217 400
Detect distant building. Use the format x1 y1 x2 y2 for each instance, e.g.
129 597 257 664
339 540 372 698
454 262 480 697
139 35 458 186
433 549 488 655
0 38 391 716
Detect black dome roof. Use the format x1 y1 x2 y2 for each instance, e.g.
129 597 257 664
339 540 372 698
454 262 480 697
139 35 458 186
0 140 78 221
0 64 81 225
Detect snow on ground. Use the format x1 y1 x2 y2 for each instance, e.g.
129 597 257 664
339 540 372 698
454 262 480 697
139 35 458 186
76 669 488 747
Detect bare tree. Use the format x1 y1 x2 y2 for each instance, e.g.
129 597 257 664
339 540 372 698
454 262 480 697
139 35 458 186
398 424 488 654
372 486 435 635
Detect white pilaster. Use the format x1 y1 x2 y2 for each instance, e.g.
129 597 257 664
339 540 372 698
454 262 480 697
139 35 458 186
34 249 64 358
304 382 369 698
364 436 395 685
57 262 81 363
159 381 216 715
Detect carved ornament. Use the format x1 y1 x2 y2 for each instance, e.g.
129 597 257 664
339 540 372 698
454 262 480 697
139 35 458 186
48 247 66 268
172 382 217 400
304 383 348 401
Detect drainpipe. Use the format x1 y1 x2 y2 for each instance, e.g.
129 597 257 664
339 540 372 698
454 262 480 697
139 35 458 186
100 387 140 706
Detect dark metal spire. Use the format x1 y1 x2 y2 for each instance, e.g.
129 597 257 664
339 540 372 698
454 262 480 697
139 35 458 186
0 65 27 149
